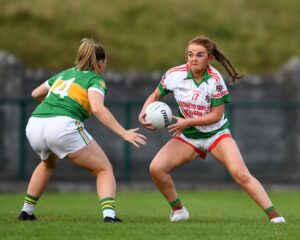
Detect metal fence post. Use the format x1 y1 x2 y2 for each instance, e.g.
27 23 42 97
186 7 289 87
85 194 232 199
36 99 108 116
18 100 27 180
123 102 132 181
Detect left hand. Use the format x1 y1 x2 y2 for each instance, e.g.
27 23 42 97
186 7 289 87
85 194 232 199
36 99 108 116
122 128 147 147
138 112 156 131
167 116 189 136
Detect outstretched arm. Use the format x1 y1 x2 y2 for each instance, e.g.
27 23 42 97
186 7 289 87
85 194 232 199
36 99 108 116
88 90 146 147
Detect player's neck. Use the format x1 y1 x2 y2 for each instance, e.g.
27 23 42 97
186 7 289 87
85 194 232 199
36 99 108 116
192 71 204 83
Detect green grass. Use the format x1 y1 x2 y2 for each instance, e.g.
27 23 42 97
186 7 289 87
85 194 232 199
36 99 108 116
0 191 299 239
0 0 300 74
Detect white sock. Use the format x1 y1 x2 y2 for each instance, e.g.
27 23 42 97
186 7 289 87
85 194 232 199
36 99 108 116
103 209 116 219
21 203 35 215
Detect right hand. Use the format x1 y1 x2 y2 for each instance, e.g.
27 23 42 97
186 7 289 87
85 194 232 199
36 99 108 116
138 112 156 131
122 128 147 147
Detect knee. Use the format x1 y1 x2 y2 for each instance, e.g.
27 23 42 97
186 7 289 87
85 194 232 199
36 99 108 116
149 162 167 178
149 162 174 187
93 164 113 176
231 169 252 186
101 164 113 174
149 162 159 178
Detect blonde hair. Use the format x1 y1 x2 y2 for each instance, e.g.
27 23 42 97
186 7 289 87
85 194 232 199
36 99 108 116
187 36 244 83
75 38 106 73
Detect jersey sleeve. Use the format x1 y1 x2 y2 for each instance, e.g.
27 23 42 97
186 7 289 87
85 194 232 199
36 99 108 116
211 76 231 106
88 77 107 96
44 80 51 89
47 72 62 87
157 72 172 97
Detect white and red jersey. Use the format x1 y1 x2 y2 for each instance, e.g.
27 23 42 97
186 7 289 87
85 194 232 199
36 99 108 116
158 63 231 139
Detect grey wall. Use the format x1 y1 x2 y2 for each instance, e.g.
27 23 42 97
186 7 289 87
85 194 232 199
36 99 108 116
1 52 300 184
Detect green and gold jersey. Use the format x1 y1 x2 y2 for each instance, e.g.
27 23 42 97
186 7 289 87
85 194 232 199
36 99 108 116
32 68 107 122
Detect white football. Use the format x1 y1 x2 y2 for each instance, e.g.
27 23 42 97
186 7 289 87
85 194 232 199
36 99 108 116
145 101 172 129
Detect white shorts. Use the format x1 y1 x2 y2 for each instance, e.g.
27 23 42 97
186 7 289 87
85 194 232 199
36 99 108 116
173 129 232 159
26 116 92 160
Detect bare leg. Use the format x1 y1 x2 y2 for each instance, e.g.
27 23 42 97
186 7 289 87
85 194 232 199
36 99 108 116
18 154 58 220
150 138 198 202
67 140 116 200
27 154 58 197
211 137 273 210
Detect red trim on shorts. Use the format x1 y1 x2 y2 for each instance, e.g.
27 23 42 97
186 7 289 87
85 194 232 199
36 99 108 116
173 136 206 159
208 133 232 152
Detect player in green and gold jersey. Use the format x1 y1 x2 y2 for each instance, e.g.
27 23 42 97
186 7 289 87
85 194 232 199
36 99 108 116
18 38 146 223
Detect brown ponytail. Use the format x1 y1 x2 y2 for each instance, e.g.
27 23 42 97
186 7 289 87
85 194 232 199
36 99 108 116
75 38 106 73
188 36 244 83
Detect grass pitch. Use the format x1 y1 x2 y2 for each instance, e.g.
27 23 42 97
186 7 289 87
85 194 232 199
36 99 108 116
0 190 299 240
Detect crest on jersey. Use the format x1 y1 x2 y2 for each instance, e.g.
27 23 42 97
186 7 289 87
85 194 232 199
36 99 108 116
100 80 106 89
216 84 223 92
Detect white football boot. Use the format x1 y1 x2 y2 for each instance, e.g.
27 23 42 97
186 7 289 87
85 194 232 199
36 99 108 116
270 216 286 224
170 207 190 222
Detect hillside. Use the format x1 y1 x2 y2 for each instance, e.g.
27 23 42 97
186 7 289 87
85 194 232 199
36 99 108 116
0 0 299 74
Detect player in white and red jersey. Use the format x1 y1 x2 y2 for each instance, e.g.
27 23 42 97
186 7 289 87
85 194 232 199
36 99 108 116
139 36 285 224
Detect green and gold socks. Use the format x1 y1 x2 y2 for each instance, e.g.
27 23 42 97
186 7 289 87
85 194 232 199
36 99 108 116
21 194 39 215
100 197 116 218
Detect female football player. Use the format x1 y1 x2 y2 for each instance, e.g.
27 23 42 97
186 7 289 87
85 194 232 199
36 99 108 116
139 36 285 223
18 38 146 223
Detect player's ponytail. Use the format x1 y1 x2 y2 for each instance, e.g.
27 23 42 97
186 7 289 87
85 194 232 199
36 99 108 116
75 38 106 73
188 36 244 83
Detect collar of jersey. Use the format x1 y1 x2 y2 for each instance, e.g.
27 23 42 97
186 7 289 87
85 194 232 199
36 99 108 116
185 68 211 87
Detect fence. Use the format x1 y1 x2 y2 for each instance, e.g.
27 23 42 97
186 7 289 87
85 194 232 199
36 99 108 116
1 98 300 183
